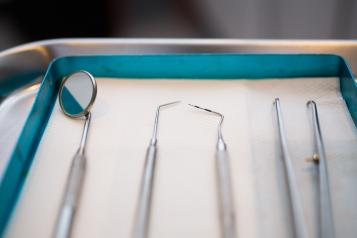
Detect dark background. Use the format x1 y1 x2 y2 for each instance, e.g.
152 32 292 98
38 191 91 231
0 0 356 50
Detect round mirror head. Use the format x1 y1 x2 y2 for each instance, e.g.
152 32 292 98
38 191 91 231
59 70 97 118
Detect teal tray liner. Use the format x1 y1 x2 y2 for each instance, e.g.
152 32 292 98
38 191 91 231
0 54 356 235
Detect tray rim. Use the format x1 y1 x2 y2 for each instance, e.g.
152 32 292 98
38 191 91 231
1 39 357 100
0 52 356 236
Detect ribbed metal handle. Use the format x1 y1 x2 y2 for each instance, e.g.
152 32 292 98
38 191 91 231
53 153 86 238
133 144 157 238
216 148 237 238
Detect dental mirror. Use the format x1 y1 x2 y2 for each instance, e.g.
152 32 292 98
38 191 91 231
53 70 97 238
59 70 97 118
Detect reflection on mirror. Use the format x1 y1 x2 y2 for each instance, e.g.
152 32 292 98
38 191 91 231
53 70 97 238
59 70 97 118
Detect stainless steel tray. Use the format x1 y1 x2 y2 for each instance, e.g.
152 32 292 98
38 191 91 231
1 39 357 238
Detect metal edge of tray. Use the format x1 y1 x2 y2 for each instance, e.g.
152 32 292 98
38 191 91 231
1 39 357 85
1 38 357 173
1 38 357 159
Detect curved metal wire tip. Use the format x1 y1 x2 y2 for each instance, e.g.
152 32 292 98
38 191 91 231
188 104 224 140
188 104 223 117
307 100 316 106
151 101 181 144
158 100 181 109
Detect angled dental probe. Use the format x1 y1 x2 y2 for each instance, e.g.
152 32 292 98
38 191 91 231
274 98 308 238
307 100 334 238
133 101 180 238
188 104 237 238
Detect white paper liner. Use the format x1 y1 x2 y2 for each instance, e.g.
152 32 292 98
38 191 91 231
6 77 357 238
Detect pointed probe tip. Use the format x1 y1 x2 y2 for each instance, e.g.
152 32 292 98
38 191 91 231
307 100 316 106
188 103 200 109
274 98 282 108
158 100 181 108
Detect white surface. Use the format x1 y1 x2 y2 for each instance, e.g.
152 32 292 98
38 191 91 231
5 77 357 238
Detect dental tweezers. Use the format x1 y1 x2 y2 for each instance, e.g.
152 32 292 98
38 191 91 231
307 100 334 238
274 98 308 238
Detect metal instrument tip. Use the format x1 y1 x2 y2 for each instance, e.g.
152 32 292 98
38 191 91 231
151 100 181 144
188 103 224 140
159 101 181 108
307 100 316 106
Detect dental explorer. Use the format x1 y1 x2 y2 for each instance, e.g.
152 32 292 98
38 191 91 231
133 101 180 238
189 104 237 238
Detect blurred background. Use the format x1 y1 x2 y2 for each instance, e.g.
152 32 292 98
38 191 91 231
0 0 356 50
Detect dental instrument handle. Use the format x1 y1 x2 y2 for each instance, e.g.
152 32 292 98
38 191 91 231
53 113 90 238
275 98 308 238
216 140 237 238
53 152 86 238
134 143 157 238
308 101 334 238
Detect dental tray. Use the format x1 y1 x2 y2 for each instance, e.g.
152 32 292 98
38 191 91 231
1 54 357 238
